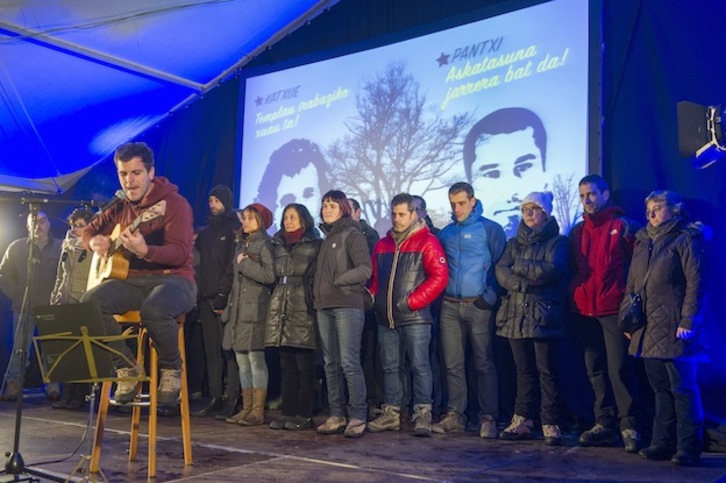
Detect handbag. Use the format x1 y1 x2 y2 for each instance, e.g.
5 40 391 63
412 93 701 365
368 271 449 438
618 292 644 334
618 248 657 334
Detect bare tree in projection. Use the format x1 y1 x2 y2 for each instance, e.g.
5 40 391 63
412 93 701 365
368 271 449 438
327 61 471 224
553 173 582 234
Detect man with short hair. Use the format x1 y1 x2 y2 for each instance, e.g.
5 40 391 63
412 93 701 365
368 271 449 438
570 174 643 452
412 195 440 236
0 211 62 401
348 199 379 253
435 182 505 438
368 193 448 437
82 141 196 406
192 185 241 418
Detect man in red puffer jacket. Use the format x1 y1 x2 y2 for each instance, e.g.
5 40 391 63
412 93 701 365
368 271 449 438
368 193 448 438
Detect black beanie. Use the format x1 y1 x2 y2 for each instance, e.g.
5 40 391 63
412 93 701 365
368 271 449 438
209 185 233 211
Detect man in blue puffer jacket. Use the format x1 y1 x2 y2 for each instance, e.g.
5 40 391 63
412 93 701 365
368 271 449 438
434 182 506 439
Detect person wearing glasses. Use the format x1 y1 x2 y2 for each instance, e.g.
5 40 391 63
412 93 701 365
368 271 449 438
495 192 569 445
49 208 95 410
51 209 94 306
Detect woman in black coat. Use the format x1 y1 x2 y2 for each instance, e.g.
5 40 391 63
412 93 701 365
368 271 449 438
313 190 372 438
265 204 322 430
495 191 569 446
624 190 708 466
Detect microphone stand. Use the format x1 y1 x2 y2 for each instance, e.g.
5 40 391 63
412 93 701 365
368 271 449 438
0 200 85 482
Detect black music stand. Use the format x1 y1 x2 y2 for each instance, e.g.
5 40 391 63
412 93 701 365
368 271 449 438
31 303 138 482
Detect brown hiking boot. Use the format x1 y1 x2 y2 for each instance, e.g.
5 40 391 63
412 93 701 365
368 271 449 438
432 411 465 434
368 405 401 432
413 405 433 437
113 365 142 404
499 414 534 440
317 416 347 434
158 368 182 405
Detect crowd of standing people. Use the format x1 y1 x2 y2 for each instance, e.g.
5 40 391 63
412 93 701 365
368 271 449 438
0 142 709 467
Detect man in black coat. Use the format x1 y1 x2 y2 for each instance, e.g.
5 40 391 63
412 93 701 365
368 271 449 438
192 185 241 417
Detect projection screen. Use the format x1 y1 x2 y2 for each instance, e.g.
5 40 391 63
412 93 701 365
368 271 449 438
239 0 591 238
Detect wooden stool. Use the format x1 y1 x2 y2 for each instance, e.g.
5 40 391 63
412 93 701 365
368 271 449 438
90 311 192 479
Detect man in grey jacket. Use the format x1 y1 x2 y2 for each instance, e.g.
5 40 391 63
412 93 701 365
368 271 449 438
0 211 61 401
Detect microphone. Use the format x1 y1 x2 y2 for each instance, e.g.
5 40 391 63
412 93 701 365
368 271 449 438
92 190 126 219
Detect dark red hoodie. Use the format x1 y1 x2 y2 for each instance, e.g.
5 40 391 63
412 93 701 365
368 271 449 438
83 176 195 283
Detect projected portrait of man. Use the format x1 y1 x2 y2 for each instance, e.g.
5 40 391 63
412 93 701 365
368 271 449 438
255 138 329 232
463 107 548 238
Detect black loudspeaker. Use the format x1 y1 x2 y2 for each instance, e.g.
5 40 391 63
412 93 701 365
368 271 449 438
677 100 709 159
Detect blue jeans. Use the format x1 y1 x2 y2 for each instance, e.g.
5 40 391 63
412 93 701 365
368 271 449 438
644 358 703 456
316 307 367 420
234 350 268 389
439 300 498 420
378 323 432 408
81 275 196 370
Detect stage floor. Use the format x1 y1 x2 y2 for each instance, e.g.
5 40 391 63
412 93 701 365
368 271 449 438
1 394 724 482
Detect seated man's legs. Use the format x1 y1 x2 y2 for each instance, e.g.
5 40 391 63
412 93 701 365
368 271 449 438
137 276 196 371
81 279 145 369
138 276 195 404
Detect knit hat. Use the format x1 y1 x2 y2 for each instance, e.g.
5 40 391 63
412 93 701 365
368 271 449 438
520 191 554 217
208 184 233 211
245 203 274 230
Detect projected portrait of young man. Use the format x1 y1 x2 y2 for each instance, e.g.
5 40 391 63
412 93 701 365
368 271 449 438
255 138 329 232
463 108 548 238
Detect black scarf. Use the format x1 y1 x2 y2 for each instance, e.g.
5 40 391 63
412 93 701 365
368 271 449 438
646 216 681 240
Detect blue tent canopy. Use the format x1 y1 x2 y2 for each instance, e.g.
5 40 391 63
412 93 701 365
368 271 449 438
0 0 337 192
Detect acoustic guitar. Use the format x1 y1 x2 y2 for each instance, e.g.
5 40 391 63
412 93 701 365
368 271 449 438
86 200 166 290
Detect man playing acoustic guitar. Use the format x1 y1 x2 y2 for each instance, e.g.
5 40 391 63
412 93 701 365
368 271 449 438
81 142 196 405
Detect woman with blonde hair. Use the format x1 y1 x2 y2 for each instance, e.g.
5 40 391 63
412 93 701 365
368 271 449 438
625 190 708 466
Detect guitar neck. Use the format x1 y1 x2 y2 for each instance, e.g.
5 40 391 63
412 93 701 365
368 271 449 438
108 213 145 255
